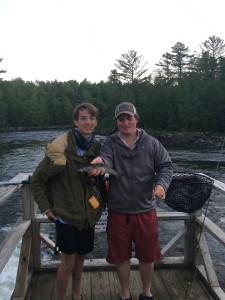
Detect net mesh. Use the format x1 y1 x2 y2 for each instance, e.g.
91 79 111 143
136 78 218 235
165 173 213 213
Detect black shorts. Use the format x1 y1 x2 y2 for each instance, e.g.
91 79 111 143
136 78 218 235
55 221 94 255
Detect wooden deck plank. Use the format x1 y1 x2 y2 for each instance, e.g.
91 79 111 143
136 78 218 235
33 272 55 300
81 272 91 300
130 270 142 300
108 271 120 300
159 268 189 299
22 267 221 300
24 272 55 300
51 273 57 299
175 267 216 300
22 273 37 300
151 269 171 300
91 270 111 300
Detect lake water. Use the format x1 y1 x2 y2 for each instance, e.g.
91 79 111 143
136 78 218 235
0 130 225 299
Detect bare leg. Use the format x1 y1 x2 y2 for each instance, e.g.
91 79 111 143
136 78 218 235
71 254 85 300
116 260 131 299
139 261 154 297
56 253 76 300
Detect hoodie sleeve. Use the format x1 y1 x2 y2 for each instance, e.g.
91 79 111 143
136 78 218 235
99 136 114 168
153 139 173 191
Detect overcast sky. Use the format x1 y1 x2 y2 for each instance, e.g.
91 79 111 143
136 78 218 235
0 0 224 83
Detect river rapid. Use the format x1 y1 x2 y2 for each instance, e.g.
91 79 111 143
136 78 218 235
0 130 225 299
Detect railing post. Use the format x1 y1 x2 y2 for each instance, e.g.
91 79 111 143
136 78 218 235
22 179 42 270
184 212 198 265
21 182 34 271
12 180 34 298
22 182 34 221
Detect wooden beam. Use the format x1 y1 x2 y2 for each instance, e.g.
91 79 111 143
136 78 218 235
35 211 190 224
38 256 187 272
31 221 42 270
12 229 33 298
198 172 225 195
0 173 31 206
160 228 187 259
0 220 31 273
196 266 225 300
157 211 190 220
196 233 220 287
40 233 55 251
196 215 225 247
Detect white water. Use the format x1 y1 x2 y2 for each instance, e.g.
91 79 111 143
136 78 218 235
0 244 20 300
1 130 225 299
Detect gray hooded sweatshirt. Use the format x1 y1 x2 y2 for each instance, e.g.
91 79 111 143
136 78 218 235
101 129 173 213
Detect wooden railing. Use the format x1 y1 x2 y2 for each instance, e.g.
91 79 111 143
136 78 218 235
1 173 225 299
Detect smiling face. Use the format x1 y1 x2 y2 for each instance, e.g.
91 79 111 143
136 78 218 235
74 108 97 139
116 113 138 137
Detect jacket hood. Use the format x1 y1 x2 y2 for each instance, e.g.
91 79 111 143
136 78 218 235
45 132 68 166
110 128 147 145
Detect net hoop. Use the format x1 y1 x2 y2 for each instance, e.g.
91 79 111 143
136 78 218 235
165 173 213 213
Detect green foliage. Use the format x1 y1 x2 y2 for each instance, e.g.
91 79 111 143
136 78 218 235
0 74 225 132
1 38 225 133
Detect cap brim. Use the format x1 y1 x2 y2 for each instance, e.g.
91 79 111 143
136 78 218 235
116 111 135 118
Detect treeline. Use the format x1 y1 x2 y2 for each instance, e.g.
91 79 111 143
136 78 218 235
1 35 225 132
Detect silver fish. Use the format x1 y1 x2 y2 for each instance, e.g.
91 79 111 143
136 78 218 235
78 164 122 179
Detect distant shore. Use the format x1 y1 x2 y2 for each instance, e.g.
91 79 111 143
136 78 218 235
0 126 224 149
150 131 225 149
0 125 72 132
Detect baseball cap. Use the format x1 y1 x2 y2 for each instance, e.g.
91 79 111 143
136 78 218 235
115 102 137 118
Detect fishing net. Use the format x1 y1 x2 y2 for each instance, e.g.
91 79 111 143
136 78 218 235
165 173 213 213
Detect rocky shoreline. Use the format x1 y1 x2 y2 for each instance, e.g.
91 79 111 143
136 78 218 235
0 127 224 149
150 131 225 149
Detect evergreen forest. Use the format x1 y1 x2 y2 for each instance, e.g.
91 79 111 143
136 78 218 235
0 35 225 133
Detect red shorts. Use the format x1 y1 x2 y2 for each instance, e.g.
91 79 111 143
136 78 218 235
106 209 162 264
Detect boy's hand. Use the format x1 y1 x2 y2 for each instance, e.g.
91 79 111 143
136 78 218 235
90 157 105 176
153 184 165 200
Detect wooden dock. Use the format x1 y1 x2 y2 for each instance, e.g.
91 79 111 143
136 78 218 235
24 267 217 300
0 173 225 300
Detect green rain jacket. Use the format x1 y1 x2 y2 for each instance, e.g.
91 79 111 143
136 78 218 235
31 129 106 229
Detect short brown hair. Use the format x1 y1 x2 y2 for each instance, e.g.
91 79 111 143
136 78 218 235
73 103 98 120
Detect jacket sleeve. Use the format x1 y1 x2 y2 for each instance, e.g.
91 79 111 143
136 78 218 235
31 156 58 213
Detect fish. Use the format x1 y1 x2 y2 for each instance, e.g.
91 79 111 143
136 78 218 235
78 164 123 179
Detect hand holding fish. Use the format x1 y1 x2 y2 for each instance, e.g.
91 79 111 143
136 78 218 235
89 157 105 176
78 157 123 179
152 184 165 200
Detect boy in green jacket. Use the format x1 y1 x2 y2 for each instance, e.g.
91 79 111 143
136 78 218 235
31 103 105 300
